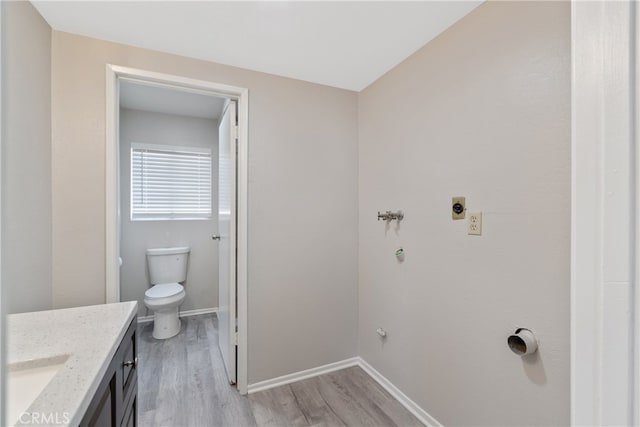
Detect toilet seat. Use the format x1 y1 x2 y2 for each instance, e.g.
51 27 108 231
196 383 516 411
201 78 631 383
145 283 183 299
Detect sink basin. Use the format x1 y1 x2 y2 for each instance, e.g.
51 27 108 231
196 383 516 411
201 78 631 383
7 355 69 426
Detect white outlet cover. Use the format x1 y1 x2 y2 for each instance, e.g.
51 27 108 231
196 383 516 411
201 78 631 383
468 212 482 236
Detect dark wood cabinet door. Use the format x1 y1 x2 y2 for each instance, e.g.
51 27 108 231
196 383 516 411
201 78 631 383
82 375 116 427
122 396 137 427
81 317 137 427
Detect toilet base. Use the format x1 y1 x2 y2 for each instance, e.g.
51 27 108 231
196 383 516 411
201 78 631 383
152 308 182 339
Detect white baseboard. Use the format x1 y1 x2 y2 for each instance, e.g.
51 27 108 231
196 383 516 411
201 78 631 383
138 315 154 323
246 356 441 427
357 358 442 427
247 357 360 394
137 307 218 323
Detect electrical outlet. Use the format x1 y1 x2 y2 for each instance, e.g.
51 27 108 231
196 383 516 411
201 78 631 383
452 197 465 220
468 212 482 235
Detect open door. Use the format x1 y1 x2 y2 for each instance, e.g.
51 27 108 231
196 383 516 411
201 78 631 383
218 100 237 384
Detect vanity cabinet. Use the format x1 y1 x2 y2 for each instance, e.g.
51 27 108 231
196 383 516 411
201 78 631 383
81 317 138 427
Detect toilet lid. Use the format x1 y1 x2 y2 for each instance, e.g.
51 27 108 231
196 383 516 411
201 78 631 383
145 283 183 299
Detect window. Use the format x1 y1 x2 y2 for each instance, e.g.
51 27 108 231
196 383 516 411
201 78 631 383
131 143 212 220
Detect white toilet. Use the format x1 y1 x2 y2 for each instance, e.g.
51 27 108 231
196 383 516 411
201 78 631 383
144 246 190 339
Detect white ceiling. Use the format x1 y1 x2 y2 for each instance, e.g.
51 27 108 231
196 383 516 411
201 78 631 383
32 1 482 92
120 80 226 119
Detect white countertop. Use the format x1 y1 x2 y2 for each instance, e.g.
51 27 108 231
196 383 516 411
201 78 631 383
7 302 137 426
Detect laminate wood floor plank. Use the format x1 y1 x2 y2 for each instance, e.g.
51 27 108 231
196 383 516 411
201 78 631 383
185 328 224 425
138 314 421 427
263 385 312 426
288 378 348 427
137 322 162 420
138 408 155 427
154 318 189 427
344 366 423 427
203 316 258 427
314 372 393 427
248 388 300 427
138 314 257 427
326 367 416 427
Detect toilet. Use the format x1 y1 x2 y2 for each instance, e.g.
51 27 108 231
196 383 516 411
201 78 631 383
144 246 190 339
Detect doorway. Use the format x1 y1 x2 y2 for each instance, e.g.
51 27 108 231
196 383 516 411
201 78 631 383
104 65 249 395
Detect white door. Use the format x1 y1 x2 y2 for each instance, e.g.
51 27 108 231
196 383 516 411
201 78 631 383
218 100 237 384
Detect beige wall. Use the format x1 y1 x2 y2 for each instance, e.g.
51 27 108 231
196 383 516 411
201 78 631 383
357 2 570 425
51 31 359 383
9 3 571 417
119 109 218 317
2 1 52 314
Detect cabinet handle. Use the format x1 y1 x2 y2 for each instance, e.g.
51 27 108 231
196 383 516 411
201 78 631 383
123 357 138 368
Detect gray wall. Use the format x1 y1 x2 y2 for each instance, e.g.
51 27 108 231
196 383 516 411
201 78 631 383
119 108 218 317
51 31 359 383
357 2 570 425
2 1 52 314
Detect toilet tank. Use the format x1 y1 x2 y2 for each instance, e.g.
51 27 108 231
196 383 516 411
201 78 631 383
146 246 190 285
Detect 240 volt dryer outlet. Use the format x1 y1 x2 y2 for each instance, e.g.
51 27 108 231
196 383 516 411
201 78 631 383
452 197 465 220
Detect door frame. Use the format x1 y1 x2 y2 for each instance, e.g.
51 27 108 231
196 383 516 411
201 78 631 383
105 64 249 394
571 1 637 424
0 2 5 425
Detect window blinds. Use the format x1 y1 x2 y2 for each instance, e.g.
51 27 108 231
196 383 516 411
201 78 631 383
131 143 212 220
